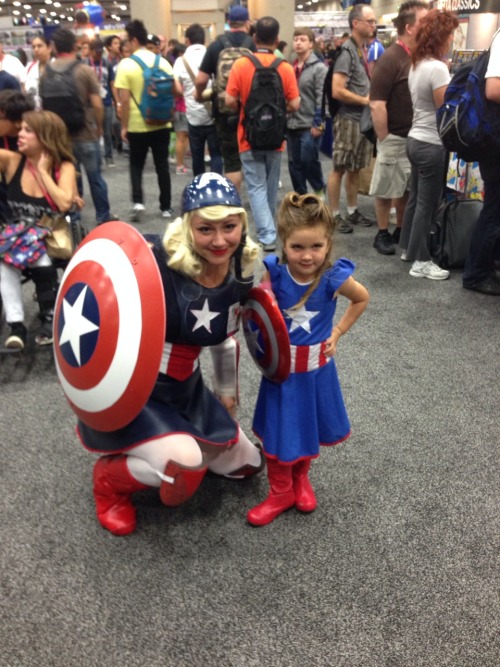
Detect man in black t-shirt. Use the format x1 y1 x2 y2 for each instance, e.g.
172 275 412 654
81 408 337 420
194 5 255 191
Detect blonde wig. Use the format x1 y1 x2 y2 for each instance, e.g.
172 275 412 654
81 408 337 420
163 205 261 280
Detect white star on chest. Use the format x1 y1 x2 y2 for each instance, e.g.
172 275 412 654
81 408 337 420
284 304 319 333
59 286 99 366
190 298 220 333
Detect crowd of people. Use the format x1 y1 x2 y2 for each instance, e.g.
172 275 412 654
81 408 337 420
0 5 498 532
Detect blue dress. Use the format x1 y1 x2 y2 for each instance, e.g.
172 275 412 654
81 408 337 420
252 256 354 464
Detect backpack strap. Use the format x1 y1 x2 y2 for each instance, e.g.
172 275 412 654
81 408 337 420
245 53 283 71
245 53 263 70
130 54 146 70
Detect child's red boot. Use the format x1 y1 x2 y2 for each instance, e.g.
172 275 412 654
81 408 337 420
293 458 317 512
247 458 295 526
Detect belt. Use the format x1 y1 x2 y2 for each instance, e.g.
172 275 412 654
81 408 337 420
290 341 330 373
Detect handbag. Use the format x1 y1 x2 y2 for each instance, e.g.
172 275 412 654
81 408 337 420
27 162 74 260
360 105 376 144
38 212 73 260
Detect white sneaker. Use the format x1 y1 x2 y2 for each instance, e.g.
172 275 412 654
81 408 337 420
401 251 409 261
130 203 145 222
162 208 174 218
409 260 450 280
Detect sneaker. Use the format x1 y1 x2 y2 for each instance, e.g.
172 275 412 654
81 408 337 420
204 154 211 163
314 189 326 201
35 319 54 347
463 276 500 296
162 209 174 219
335 213 353 234
259 241 276 253
99 215 119 225
392 226 401 244
105 157 115 168
175 165 191 175
373 230 395 255
401 250 409 261
409 260 450 280
347 209 373 227
129 203 145 223
5 322 27 350
278 180 282 189
168 156 176 165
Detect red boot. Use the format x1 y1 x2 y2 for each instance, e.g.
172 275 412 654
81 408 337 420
293 459 317 513
159 461 208 507
93 455 149 536
247 458 295 527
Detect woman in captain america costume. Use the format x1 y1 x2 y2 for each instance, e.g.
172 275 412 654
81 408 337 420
247 193 370 527
78 173 264 536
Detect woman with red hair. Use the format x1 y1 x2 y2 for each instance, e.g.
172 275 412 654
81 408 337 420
400 9 458 280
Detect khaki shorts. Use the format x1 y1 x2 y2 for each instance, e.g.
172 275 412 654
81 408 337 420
369 133 411 199
332 115 373 172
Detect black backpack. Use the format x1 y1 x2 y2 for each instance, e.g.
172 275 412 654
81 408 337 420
242 54 287 151
321 46 351 121
40 60 86 135
429 198 483 269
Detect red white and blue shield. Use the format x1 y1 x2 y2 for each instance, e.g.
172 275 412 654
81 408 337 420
53 221 165 432
242 287 290 382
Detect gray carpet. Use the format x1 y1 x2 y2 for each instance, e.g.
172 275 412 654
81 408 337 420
1 149 499 667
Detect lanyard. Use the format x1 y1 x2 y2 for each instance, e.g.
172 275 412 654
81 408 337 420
396 40 412 57
350 37 371 80
90 57 102 81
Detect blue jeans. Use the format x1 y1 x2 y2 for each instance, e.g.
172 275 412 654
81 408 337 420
400 137 447 262
103 105 114 160
287 129 325 194
240 149 281 245
187 122 223 177
72 140 112 224
463 160 500 285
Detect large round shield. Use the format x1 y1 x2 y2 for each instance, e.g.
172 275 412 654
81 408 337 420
53 221 166 431
242 287 290 382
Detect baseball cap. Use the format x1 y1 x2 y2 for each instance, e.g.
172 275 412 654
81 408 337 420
228 6 249 22
146 34 160 47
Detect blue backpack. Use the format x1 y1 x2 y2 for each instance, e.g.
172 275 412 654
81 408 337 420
130 53 174 125
437 35 500 163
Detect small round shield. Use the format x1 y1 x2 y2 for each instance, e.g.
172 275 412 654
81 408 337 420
53 221 166 431
242 287 290 382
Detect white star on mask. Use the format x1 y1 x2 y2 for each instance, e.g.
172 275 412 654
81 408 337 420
190 298 220 333
284 304 319 333
59 286 99 366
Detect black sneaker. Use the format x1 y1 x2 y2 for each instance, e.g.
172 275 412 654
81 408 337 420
35 319 54 346
347 209 373 227
5 322 27 350
373 230 395 255
463 276 500 296
334 213 353 234
392 226 401 244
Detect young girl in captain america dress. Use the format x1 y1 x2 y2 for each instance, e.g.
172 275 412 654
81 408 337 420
248 192 369 527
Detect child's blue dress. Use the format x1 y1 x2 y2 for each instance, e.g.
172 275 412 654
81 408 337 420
252 255 354 464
